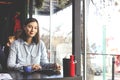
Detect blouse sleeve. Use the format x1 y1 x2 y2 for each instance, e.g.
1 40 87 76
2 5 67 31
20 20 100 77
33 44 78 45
39 40 55 69
40 40 49 64
7 41 23 70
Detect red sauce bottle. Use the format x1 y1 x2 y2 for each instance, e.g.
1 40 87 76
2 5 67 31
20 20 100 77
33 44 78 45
69 55 75 77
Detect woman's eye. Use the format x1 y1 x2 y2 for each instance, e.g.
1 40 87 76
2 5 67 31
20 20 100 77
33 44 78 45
27 25 38 29
28 25 32 28
34 27 38 29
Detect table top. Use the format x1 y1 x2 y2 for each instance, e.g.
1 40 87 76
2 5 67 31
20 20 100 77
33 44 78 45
9 69 63 80
1 69 82 80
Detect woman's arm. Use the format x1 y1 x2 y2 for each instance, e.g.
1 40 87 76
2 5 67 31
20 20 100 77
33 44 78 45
40 40 49 65
7 41 22 70
39 40 61 70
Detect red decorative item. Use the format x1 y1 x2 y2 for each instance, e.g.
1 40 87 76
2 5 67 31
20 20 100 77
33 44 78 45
69 55 75 77
14 12 21 33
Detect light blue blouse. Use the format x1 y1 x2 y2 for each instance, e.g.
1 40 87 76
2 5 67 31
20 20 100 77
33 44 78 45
7 38 51 70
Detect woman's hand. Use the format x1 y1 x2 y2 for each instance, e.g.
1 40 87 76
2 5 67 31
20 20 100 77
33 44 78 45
53 63 61 70
32 64 42 71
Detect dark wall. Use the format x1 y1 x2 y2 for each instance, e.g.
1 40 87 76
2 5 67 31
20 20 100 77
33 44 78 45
0 0 27 46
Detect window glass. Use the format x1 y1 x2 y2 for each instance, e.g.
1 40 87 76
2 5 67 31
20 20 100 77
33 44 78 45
32 0 72 66
86 0 120 80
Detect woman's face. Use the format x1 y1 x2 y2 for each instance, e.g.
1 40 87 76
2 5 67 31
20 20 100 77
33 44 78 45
24 21 38 38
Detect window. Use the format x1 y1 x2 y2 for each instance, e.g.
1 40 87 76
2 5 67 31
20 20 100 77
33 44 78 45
86 0 120 80
31 0 72 66
27 0 83 78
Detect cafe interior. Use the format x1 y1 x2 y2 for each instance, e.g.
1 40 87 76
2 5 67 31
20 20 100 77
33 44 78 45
0 0 117 80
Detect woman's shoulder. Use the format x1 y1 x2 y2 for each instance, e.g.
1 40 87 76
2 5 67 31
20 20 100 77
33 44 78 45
40 40 44 44
38 40 46 46
12 38 23 45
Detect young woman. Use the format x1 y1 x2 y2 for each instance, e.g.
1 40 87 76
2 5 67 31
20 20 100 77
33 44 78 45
7 18 61 71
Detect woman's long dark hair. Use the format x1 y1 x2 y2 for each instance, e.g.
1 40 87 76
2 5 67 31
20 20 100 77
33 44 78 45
20 18 40 44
